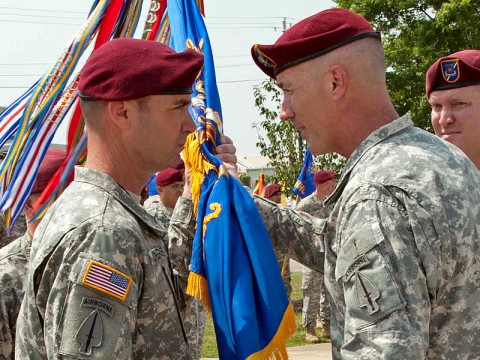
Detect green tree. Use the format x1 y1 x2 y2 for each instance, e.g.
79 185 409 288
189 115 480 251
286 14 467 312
252 79 305 194
239 174 251 187
253 79 345 195
335 0 480 130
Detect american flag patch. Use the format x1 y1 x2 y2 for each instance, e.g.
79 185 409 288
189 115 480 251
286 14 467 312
82 261 132 302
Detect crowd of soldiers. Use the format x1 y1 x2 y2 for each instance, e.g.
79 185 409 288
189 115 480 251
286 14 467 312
1 6 480 360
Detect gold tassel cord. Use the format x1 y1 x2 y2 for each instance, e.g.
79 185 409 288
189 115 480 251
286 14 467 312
182 132 217 213
186 271 211 314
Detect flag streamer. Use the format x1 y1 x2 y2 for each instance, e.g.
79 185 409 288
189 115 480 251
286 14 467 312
253 172 265 196
2 2 297 358
0 0 146 229
293 148 316 199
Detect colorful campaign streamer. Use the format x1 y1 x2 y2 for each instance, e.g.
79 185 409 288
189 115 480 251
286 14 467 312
0 0 145 228
0 0 112 229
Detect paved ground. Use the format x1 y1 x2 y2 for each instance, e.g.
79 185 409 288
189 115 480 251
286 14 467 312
201 343 332 360
287 343 332 359
290 259 303 272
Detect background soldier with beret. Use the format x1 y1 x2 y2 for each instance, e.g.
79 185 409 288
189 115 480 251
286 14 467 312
144 161 186 224
0 149 66 359
297 170 338 343
15 38 209 359
426 49 480 169
263 183 292 298
144 162 206 360
250 8 480 359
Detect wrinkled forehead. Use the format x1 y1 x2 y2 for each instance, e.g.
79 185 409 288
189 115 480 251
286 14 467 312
429 85 480 103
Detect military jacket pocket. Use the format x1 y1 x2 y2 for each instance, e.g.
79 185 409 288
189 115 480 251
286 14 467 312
335 222 405 330
57 255 137 359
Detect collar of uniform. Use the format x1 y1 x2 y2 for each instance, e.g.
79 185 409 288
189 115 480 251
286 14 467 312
153 198 174 218
73 166 166 234
324 114 413 206
126 189 141 203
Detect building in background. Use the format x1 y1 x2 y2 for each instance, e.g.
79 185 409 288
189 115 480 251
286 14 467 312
237 154 274 189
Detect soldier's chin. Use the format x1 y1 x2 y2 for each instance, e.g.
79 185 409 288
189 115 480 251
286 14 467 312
156 153 181 172
307 143 325 157
167 153 182 167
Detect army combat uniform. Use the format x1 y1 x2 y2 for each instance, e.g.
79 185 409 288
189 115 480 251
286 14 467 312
256 115 480 359
0 233 30 359
143 195 173 227
0 213 27 249
296 194 331 332
15 167 190 359
144 195 207 360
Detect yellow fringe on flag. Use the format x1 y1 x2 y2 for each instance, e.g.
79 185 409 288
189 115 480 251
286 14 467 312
182 132 217 213
186 271 211 314
183 131 216 311
246 303 297 360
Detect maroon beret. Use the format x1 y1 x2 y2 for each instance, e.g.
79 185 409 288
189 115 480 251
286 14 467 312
78 38 204 101
264 183 282 199
32 149 67 194
426 50 480 97
155 166 185 187
251 8 380 79
314 170 338 186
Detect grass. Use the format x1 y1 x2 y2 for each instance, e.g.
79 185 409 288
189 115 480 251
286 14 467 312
201 271 329 358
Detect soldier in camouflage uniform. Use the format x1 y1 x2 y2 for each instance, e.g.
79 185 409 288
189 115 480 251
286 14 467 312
297 170 338 343
15 39 204 359
0 149 66 359
263 183 292 298
144 164 207 360
144 162 185 226
250 8 480 359
0 212 27 248
426 50 480 170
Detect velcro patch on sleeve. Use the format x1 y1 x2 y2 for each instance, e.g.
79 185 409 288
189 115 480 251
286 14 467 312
82 260 132 302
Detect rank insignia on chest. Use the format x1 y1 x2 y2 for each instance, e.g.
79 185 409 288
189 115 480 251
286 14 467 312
82 260 132 302
441 59 460 83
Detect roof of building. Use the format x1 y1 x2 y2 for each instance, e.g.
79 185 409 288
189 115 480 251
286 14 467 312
237 154 271 171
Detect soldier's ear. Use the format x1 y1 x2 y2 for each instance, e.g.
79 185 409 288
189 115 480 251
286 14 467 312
328 64 348 100
108 101 131 130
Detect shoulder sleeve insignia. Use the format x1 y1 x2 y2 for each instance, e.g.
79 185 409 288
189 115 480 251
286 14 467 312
82 260 132 302
76 309 103 355
355 272 380 315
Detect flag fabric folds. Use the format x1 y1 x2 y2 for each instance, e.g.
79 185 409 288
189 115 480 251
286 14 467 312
168 0 296 358
292 148 316 199
253 172 265 196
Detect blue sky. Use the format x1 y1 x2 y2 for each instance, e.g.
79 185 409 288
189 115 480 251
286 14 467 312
0 0 334 154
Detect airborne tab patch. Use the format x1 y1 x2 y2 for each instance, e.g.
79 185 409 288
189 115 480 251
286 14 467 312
82 260 132 302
